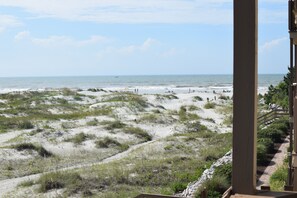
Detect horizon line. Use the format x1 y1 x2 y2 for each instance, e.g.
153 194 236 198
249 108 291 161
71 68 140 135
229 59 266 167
0 73 285 78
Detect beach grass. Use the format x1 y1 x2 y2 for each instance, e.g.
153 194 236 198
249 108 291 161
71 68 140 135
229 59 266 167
95 137 129 152
270 163 287 191
102 120 126 130
11 143 53 157
86 118 99 126
102 92 149 111
31 130 232 197
139 113 175 124
155 94 178 101
65 132 94 145
193 96 203 102
0 108 112 133
0 87 235 197
204 102 216 109
123 127 152 142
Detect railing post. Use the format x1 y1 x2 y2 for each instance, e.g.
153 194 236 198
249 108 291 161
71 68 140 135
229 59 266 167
201 188 207 198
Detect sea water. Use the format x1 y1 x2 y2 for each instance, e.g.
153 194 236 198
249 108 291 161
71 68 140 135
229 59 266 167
0 74 283 94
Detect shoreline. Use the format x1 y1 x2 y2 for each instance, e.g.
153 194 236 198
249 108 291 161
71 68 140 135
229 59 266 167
0 85 267 95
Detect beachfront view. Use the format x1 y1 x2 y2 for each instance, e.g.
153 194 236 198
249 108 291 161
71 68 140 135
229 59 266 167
0 1 292 198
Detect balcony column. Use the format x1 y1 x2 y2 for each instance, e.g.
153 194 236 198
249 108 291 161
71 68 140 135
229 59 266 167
232 0 258 195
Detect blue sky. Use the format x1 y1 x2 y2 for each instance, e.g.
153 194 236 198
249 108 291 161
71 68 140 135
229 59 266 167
0 0 290 77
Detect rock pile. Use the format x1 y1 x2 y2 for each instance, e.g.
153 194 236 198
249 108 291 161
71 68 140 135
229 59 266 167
180 150 232 197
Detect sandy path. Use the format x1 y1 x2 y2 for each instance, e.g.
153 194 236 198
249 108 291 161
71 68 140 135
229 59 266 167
0 140 154 197
256 136 289 188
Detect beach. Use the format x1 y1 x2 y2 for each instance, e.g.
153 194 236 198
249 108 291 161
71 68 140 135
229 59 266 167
0 75 281 197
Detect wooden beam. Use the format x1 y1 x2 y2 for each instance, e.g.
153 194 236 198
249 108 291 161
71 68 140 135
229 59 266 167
135 194 181 198
233 0 258 195
294 97 297 153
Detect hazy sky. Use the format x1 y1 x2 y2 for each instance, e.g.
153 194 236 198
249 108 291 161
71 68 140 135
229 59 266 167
0 0 289 77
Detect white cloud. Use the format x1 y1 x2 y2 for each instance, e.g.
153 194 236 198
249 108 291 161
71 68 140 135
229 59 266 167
14 31 109 47
76 36 108 47
14 31 30 40
96 38 158 59
0 1 286 24
161 48 179 58
259 37 288 53
31 36 73 47
119 38 157 54
0 15 21 32
0 0 234 24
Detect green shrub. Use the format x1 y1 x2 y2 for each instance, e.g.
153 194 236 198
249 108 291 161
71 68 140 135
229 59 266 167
140 114 158 122
204 102 216 109
195 175 229 198
193 96 203 101
38 147 53 158
13 143 35 151
213 163 232 182
167 94 178 99
65 132 92 145
123 127 152 141
185 121 207 133
218 95 229 100
188 105 199 111
96 137 120 148
38 172 82 192
200 147 222 162
19 180 34 187
37 171 103 196
256 117 290 167
223 115 233 127
29 128 43 136
73 95 83 101
263 71 290 109
257 143 269 166
103 92 148 109
57 98 68 105
179 106 200 122
12 143 53 157
156 94 178 100
103 120 126 130
171 182 187 193
61 88 76 96
274 117 290 129
178 111 186 122
270 122 289 135
86 118 98 126
258 128 283 143
270 164 287 191
258 138 274 154
152 109 161 114
205 118 215 123
196 130 215 138
95 137 129 151
18 121 34 129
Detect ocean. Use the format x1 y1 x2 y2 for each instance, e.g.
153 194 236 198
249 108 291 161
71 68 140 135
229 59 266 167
0 74 284 94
